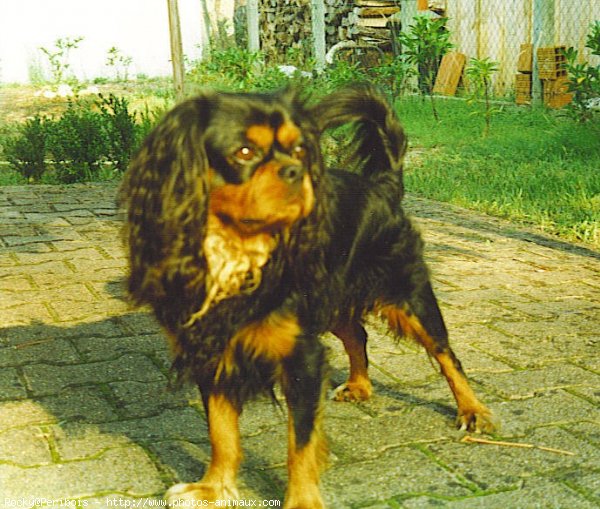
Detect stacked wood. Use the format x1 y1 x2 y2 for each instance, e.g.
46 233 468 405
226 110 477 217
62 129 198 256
325 0 355 47
258 0 354 63
258 0 311 62
340 0 400 48
517 43 533 73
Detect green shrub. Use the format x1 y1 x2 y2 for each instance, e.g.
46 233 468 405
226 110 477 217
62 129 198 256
97 93 142 172
46 101 109 183
4 94 155 184
563 21 600 122
5 115 48 183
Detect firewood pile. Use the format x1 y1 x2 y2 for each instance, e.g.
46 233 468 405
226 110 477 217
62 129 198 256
258 0 399 62
339 0 400 48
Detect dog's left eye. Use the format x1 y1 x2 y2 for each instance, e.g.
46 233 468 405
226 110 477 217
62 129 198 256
292 145 307 159
234 146 258 162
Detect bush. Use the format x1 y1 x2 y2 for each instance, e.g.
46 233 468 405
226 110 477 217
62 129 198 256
5 115 49 183
563 21 600 122
97 93 145 172
47 101 109 183
4 94 154 183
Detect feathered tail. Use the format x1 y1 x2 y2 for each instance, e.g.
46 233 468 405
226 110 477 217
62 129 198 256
312 84 407 179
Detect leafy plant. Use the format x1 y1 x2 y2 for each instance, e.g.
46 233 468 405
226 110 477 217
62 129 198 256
4 94 154 184
97 94 145 172
189 47 263 89
46 101 109 182
39 36 84 84
105 46 133 81
373 53 416 98
465 57 500 137
397 16 453 121
4 115 48 182
317 60 369 93
562 21 600 122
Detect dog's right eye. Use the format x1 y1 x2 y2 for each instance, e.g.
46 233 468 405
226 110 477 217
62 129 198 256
234 146 257 162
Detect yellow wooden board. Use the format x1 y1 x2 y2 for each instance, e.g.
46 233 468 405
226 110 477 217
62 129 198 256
433 52 467 96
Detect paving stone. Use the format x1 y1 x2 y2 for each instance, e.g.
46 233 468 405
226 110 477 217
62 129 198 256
0 446 164 500
37 386 120 423
1 184 599 507
0 426 53 466
321 446 472 507
100 407 208 443
403 480 597 508
73 334 168 363
108 380 196 417
0 367 27 399
493 391 599 435
0 400 57 431
0 338 80 367
426 426 600 492
22 354 166 396
471 364 600 400
565 422 600 447
564 469 600 505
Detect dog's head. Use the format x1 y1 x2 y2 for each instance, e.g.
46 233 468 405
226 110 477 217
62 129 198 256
120 88 325 310
202 92 317 235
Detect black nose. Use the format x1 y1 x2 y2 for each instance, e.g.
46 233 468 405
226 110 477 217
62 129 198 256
278 165 305 184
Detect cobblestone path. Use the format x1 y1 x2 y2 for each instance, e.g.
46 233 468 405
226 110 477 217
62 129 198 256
1 183 599 508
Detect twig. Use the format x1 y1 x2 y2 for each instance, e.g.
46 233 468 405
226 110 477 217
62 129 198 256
460 435 576 456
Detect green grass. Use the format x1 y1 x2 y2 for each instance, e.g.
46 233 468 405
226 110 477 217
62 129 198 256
397 97 600 247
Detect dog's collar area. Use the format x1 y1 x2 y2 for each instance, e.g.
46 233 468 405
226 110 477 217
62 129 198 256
185 215 278 326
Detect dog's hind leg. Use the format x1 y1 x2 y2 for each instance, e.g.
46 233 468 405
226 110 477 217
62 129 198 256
378 282 498 433
331 321 373 402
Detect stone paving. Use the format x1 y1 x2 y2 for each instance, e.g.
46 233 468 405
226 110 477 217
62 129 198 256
0 182 599 509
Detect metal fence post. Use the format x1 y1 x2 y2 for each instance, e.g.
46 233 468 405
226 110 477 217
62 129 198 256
247 0 260 52
532 0 556 104
311 0 326 72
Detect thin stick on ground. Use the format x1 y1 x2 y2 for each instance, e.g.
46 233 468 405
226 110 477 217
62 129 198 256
460 435 576 456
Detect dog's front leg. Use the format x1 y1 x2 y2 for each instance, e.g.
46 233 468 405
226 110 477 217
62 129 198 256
166 391 241 506
282 338 328 509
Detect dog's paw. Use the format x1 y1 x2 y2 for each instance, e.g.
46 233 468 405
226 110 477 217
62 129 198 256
166 482 239 507
456 405 499 434
332 380 372 402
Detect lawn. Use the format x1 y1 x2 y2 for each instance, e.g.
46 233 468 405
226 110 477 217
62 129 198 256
397 97 600 247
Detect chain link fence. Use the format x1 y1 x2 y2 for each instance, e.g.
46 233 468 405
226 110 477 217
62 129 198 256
397 0 600 99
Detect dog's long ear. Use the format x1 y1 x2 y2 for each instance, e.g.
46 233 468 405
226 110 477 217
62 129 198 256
311 84 407 178
119 93 216 305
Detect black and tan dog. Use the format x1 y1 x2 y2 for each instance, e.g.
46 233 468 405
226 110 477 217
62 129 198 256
119 84 496 508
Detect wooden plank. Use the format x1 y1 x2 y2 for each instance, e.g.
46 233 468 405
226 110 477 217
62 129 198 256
433 52 467 96
356 0 397 6
357 16 390 28
355 6 399 17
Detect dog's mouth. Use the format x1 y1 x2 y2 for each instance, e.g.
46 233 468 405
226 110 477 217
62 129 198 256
209 169 315 236
214 213 272 236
